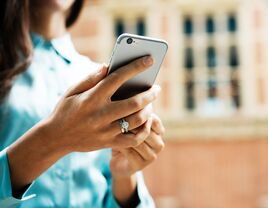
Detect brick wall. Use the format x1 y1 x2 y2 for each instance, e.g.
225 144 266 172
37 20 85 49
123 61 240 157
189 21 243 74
144 140 268 208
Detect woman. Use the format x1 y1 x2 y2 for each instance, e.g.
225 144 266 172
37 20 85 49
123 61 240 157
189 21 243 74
0 0 165 207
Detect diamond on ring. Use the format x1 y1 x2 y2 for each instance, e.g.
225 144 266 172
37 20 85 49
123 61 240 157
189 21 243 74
119 118 129 134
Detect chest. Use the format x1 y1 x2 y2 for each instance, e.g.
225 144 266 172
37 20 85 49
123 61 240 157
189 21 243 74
8 52 94 120
0 48 98 148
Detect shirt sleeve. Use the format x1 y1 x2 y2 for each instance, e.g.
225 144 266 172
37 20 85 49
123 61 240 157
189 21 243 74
0 148 36 208
104 171 155 208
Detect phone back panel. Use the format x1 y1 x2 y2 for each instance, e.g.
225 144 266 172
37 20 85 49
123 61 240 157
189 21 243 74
108 33 168 101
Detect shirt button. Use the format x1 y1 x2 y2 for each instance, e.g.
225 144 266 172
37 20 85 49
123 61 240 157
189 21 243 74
54 168 69 180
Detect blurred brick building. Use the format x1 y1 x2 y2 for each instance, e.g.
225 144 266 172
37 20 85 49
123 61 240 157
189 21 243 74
70 0 268 207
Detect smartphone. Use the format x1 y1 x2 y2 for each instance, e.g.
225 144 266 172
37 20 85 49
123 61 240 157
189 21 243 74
108 33 168 101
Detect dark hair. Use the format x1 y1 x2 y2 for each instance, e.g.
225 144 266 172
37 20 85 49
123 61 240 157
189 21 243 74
0 0 31 101
66 0 84 27
0 0 84 102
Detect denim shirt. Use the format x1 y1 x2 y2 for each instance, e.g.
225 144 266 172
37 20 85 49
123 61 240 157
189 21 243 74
0 33 155 208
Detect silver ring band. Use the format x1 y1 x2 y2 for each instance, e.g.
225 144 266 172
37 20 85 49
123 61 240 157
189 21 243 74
119 118 129 134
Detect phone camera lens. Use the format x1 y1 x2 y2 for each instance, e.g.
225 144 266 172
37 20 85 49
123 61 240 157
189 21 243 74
126 38 133 44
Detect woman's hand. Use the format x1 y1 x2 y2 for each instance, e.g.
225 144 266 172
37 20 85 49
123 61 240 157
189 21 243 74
46 56 160 153
110 113 165 178
110 112 165 205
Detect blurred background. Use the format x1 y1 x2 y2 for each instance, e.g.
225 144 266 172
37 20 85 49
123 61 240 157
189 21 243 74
70 0 268 207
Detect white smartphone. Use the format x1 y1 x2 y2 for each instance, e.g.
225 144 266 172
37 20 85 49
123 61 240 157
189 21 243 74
108 33 168 101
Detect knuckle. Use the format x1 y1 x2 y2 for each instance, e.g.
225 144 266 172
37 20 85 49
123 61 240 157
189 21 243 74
66 87 75 96
79 93 95 106
148 153 157 161
130 98 142 109
131 139 140 147
155 141 165 153
132 135 143 147
134 113 146 126
142 92 155 106
144 125 151 136
133 59 143 69
109 71 120 83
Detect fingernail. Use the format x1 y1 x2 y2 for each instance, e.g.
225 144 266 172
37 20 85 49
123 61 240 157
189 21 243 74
143 56 153 66
103 63 109 68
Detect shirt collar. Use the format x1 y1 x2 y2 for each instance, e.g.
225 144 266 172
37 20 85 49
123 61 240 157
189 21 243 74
31 32 78 63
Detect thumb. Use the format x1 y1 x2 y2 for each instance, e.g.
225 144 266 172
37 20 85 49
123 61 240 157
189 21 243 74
65 64 108 97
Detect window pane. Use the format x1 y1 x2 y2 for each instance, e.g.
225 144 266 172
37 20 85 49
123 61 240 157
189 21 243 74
231 79 241 108
229 46 239 67
137 19 146 36
208 79 217 98
207 47 217 68
184 47 194 70
206 16 215 34
184 16 193 36
228 15 237 32
115 19 124 37
185 81 195 110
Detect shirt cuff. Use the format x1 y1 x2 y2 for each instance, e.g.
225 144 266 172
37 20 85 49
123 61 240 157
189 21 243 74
109 172 155 208
135 172 155 208
0 148 36 208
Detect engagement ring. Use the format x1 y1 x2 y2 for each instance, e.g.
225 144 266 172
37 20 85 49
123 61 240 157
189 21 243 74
119 118 129 134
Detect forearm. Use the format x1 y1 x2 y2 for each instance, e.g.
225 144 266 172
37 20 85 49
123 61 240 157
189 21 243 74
7 118 68 197
112 174 138 207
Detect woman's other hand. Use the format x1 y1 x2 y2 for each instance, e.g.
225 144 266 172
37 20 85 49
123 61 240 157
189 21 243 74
109 112 165 178
110 112 165 206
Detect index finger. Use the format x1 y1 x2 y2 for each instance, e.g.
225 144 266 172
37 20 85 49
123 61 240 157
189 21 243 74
98 56 154 97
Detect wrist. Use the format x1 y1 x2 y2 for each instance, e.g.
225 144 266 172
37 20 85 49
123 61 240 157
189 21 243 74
112 174 137 206
7 118 69 195
112 173 136 183
41 116 72 156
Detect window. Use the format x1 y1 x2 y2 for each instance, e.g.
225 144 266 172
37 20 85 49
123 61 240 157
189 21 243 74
206 16 215 34
207 46 217 68
208 79 217 98
137 18 146 36
114 18 146 37
184 16 193 36
228 14 237 32
185 47 194 70
182 12 241 115
231 79 241 108
229 46 239 67
115 19 124 37
186 81 195 110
